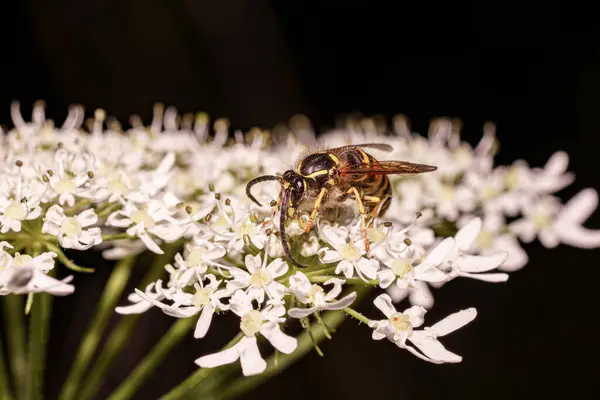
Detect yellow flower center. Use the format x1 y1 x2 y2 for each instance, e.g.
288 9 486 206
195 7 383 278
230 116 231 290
4 203 26 220
340 243 362 262
240 310 263 336
367 227 387 244
532 212 551 229
307 285 324 304
390 312 413 333
186 248 206 267
108 178 129 194
440 184 455 201
61 217 82 237
249 268 272 288
131 210 155 229
476 229 495 249
193 287 214 307
54 179 76 194
13 254 33 267
390 259 413 277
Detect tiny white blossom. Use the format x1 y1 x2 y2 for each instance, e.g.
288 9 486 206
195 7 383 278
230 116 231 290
369 294 476 363
42 205 102 250
287 272 357 318
226 253 288 303
319 224 379 280
135 274 229 338
195 290 297 376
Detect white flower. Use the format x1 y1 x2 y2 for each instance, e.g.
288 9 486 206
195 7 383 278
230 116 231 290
0 197 42 233
369 294 476 363
45 150 93 207
318 224 379 281
511 189 600 249
0 250 73 296
116 280 172 315
135 274 228 338
209 199 267 253
436 218 509 283
195 290 297 376
226 253 288 303
106 197 184 254
0 267 74 296
165 239 228 287
42 205 102 250
424 179 476 221
378 237 451 293
287 272 357 318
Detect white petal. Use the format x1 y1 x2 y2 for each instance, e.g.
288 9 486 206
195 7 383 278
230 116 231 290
429 308 477 336
335 260 354 279
408 332 462 363
195 337 244 368
287 306 319 319
266 258 288 278
265 281 287 301
76 209 98 227
244 254 261 274
319 249 342 264
321 292 357 311
422 237 455 266
239 336 267 376
539 229 559 248
139 233 164 254
357 258 379 280
377 269 396 289
454 252 508 273
409 281 434 309
459 271 509 282
373 293 396 318
556 224 600 249
413 264 447 282
322 278 345 301
557 188 598 225
260 324 297 354
404 305 426 327
454 217 482 252
194 304 215 339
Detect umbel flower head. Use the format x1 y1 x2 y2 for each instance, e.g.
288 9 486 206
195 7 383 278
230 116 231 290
2 101 599 378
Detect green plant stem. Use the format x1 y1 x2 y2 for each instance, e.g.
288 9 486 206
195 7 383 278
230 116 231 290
343 307 371 325
1 295 27 399
0 335 14 400
107 317 196 400
27 279 53 400
58 256 137 400
44 242 95 273
159 333 245 400
101 233 133 241
79 245 180 400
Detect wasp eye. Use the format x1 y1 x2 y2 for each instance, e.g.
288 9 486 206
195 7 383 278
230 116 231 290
294 178 304 191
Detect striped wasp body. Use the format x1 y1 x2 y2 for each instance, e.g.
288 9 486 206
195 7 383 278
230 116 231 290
246 144 437 268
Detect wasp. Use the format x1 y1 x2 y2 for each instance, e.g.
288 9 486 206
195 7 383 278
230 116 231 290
246 143 437 268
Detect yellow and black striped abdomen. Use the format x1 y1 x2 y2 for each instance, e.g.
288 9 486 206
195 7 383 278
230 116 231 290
337 148 392 216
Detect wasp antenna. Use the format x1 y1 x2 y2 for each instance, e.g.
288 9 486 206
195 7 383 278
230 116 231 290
246 175 278 206
279 189 307 268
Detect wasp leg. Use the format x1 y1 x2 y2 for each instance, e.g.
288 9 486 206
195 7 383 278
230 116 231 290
305 187 328 233
346 187 370 252
363 195 382 227
262 191 283 227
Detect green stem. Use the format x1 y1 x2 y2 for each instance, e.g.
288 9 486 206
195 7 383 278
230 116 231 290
101 233 133 241
27 270 54 400
1 295 27 399
159 333 245 400
107 317 196 400
343 307 371 325
79 245 180 400
0 335 15 400
58 256 137 400
44 242 95 273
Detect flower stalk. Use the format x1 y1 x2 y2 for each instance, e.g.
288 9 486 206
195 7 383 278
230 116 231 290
26 284 53 399
107 317 196 400
1 295 27 399
59 256 137 400
79 244 180 400
0 335 14 400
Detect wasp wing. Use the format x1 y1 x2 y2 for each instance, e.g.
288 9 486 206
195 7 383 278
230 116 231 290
339 160 438 176
327 143 394 153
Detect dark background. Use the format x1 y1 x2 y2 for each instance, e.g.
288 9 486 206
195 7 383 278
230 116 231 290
1 1 598 399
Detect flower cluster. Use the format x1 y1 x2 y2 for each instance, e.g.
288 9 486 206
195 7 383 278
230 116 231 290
2 102 598 376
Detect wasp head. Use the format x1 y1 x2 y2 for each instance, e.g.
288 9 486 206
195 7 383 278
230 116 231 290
282 170 305 207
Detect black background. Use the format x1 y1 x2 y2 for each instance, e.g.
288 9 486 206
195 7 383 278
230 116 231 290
1 1 598 399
